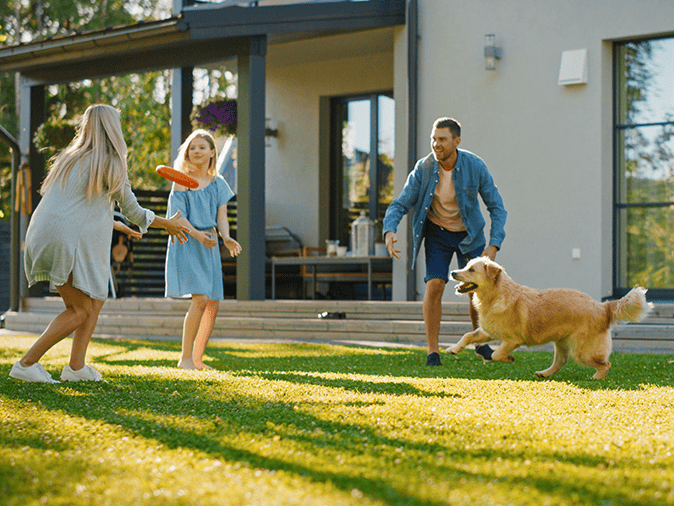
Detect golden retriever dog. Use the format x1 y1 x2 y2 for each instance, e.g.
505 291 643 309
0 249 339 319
448 257 652 379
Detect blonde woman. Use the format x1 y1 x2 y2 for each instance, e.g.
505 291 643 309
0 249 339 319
9 104 188 383
164 130 241 370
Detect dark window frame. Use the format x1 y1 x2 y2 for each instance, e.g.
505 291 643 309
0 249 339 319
613 35 674 299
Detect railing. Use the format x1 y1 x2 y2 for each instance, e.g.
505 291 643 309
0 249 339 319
112 190 239 298
0 124 21 312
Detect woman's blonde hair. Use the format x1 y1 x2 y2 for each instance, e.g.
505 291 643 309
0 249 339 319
173 129 218 177
40 104 128 200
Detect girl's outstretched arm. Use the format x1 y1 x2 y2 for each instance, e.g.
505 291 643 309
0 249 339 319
217 204 241 257
170 212 218 249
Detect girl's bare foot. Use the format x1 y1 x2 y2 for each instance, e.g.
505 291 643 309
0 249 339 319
177 358 195 369
194 362 214 370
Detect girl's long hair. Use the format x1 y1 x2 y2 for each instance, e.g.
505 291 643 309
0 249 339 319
40 104 128 200
173 129 218 177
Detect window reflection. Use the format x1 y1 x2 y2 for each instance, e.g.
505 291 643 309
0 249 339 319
616 36 674 294
333 93 395 248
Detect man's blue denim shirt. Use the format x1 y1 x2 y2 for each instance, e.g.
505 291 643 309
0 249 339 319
382 150 507 266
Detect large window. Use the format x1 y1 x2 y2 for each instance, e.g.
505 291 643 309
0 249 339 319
615 36 674 297
330 93 395 247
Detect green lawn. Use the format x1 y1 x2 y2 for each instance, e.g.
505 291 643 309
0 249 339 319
1 335 673 506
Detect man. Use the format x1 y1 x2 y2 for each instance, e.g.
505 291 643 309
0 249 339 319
382 117 506 366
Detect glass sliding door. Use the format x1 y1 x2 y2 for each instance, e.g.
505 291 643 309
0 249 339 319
615 37 674 297
331 93 394 248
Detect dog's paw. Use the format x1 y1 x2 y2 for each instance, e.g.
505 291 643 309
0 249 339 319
447 345 461 355
491 354 515 363
535 370 551 378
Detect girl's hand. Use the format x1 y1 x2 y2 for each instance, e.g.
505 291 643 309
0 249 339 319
197 230 218 249
165 211 190 244
113 221 143 239
223 237 242 257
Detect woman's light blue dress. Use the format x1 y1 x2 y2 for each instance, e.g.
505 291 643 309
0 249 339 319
24 157 155 301
164 176 234 300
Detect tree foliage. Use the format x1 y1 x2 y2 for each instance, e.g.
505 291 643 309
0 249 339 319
0 0 173 220
35 73 174 191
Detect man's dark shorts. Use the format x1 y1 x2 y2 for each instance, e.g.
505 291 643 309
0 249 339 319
424 220 484 283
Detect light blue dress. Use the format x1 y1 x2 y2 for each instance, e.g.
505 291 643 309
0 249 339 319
164 176 234 300
24 157 155 300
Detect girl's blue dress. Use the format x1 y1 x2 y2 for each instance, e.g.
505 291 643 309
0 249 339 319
164 175 234 300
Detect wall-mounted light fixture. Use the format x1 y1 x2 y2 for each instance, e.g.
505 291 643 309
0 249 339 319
484 34 502 71
265 117 279 147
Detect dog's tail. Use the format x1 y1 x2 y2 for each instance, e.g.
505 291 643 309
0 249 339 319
610 287 653 323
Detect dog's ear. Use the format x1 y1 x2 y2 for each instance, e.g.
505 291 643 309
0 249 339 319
484 262 503 282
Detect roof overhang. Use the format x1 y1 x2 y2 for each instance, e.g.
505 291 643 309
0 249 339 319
0 0 406 84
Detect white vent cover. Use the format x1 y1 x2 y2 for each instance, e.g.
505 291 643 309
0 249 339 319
558 49 588 85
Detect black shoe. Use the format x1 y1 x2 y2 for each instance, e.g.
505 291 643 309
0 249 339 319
425 352 442 366
475 344 493 361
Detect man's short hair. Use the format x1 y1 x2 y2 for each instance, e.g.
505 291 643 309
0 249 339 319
433 117 461 139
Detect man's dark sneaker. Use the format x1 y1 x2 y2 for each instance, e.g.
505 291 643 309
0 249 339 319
475 344 493 361
425 352 442 366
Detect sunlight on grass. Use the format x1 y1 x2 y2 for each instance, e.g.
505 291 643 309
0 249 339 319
1 335 673 505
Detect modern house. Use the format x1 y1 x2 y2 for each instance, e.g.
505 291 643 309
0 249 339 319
2 0 674 308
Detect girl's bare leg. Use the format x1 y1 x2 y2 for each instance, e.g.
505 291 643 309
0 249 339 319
192 300 219 369
179 294 209 369
69 299 105 370
20 275 94 367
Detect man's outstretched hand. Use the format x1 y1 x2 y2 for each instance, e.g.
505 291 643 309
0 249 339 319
385 231 401 259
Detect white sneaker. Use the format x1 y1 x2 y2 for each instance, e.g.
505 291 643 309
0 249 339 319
9 362 60 383
61 364 103 382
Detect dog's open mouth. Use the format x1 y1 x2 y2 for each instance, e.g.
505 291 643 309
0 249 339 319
455 282 478 294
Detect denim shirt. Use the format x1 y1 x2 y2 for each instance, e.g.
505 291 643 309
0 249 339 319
382 150 507 266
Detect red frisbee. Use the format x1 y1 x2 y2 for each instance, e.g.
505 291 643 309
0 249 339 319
156 165 199 189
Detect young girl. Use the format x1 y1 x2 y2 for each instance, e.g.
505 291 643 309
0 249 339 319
9 104 188 383
165 130 241 370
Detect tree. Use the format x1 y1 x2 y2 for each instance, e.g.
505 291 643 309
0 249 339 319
0 0 173 219
35 72 174 190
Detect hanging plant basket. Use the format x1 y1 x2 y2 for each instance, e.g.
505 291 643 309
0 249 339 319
192 99 237 137
192 99 279 139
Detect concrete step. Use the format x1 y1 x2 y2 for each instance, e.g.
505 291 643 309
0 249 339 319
612 324 674 351
4 311 472 343
6 298 674 352
19 297 471 320
6 297 473 343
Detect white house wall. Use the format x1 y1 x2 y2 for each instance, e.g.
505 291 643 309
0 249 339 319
411 0 674 302
266 32 394 250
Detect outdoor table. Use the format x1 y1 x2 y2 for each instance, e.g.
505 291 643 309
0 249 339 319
269 255 392 300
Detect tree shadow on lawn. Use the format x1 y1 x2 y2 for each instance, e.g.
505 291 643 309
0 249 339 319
0 371 653 506
93 338 674 392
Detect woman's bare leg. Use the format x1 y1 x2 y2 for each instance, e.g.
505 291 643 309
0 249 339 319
20 275 94 367
69 299 105 370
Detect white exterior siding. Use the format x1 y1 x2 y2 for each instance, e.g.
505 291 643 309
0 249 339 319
408 0 674 301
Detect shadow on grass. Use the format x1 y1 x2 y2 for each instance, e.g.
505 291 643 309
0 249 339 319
2 338 672 505
0 368 655 506
94 338 674 391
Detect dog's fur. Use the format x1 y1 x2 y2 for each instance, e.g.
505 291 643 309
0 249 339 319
448 257 652 379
